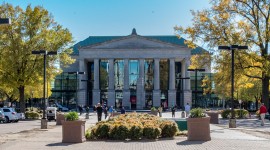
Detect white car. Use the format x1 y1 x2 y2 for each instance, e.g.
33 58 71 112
0 107 19 123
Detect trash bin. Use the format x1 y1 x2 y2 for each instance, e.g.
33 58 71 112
206 112 219 124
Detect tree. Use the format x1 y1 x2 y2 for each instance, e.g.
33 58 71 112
175 0 270 108
0 4 74 113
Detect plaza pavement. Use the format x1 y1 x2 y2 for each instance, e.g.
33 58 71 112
0 111 270 150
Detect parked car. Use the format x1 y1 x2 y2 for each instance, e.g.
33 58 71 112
0 107 19 123
55 103 69 112
47 107 57 121
17 113 26 120
0 111 5 123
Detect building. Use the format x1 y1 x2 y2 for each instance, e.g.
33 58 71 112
51 29 211 110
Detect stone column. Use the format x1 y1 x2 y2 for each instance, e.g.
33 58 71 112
108 59 115 107
92 59 100 106
123 59 130 109
136 59 145 109
153 58 160 107
168 58 176 107
77 59 87 106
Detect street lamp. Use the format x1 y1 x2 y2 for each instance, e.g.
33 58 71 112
32 50 57 129
176 77 190 109
0 18 11 24
187 68 205 107
68 71 85 110
218 45 248 128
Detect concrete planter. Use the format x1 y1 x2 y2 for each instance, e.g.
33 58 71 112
56 113 65 125
150 110 158 116
187 117 211 141
62 120 86 143
206 112 219 124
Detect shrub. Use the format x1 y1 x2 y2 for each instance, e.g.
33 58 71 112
151 107 157 111
143 124 161 139
95 123 111 139
189 108 206 118
221 109 249 119
25 111 40 119
109 124 129 140
160 121 178 138
129 124 143 140
235 109 249 119
221 109 231 119
65 111 79 121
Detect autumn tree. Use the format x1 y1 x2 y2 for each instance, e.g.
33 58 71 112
175 0 270 107
0 4 74 113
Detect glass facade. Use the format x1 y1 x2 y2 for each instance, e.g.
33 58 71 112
129 60 139 109
100 59 109 106
160 59 169 108
145 59 154 108
51 59 217 110
50 73 77 109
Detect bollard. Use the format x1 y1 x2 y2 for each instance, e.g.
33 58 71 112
181 111 186 118
85 113 89 119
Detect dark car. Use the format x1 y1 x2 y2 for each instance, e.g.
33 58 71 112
0 111 5 123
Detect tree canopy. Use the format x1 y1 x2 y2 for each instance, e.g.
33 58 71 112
175 0 270 107
0 3 75 112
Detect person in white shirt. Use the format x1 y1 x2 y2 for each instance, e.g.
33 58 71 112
185 103 191 118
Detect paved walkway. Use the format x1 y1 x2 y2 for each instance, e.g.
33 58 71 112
0 112 270 150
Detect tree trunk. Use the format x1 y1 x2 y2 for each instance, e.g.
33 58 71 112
18 86 25 113
262 76 269 108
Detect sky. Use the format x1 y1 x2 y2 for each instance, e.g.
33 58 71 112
3 0 211 44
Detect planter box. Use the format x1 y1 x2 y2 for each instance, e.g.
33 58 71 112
187 117 211 141
56 113 65 125
62 120 86 143
206 112 219 124
150 110 158 116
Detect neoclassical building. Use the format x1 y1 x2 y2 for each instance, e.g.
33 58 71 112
53 29 210 110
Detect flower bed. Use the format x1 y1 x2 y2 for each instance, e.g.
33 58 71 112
86 112 179 140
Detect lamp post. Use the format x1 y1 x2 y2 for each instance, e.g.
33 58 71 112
68 71 85 111
32 50 57 129
187 68 205 107
218 45 248 128
176 77 190 109
0 18 11 24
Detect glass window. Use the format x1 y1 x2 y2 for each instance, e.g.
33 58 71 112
144 59 154 90
114 60 124 90
129 60 139 90
115 91 123 109
100 59 109 90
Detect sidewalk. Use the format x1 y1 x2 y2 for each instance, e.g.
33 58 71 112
0 112 270 150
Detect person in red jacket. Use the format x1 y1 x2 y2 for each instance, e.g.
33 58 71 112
259 103 267 126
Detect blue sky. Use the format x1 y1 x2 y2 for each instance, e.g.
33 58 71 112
3 0 210 43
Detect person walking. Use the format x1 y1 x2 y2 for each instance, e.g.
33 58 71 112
185 103 191 118
104 106 108 119
96 103 103 122
109 106 114 117
121 107 126 114
78 105 83 115
259 103 267 126
171 105 176 118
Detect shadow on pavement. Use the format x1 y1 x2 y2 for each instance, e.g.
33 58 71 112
46 142 78 147
177 140 207 145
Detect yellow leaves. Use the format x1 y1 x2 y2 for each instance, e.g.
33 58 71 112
184 40 197 49
219 12 230 20
199 13 208 23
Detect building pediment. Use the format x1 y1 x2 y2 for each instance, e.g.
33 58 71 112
81 35 184 49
